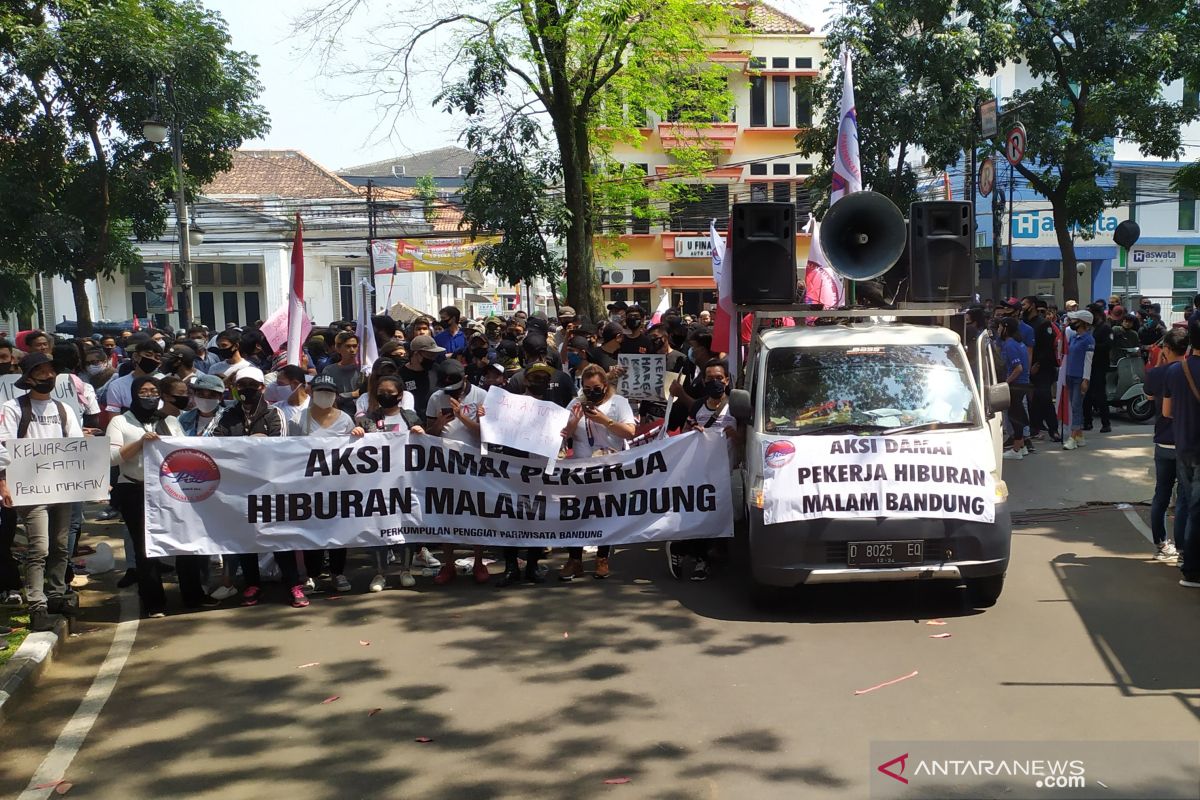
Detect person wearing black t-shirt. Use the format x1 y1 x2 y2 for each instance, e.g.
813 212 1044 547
619 305 652 355
398 335 443 414
503 335 576 407
588 322 624 371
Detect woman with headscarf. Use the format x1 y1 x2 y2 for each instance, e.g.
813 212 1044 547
106 375 187 617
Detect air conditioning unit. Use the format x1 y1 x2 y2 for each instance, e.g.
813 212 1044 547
391 165 406 177
609 270 625 284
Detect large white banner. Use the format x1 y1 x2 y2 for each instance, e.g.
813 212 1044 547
7 436 110 506
761 434 996 525
143 431 732 556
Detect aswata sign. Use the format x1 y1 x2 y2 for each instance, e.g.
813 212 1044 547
1127 245 1200 268
1009 204 1120 247
673 236 716 259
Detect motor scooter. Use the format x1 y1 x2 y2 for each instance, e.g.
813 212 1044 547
1106 346 1153 422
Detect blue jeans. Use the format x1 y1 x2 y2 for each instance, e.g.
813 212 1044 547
1151 446 1188 548
1067 376 1085 434
1172 450 1200 580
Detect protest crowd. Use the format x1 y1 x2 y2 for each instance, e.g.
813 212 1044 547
1 290 1198 632
0 302 738 626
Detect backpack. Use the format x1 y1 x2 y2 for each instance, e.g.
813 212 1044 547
17 394 69 438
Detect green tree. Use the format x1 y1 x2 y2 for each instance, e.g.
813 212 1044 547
1002 0 1200 302
414 173 438 223
0 0 268 333
298 0 737 320
797 0 1012 216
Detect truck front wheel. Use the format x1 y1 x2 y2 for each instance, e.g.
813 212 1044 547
966 574 1005 608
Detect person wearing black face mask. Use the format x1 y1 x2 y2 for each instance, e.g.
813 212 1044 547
107 376 187 617
400 335 445 414
558 365 636 581
465 332 494 387
0 354 86 631
0 340 15 375
103 340 162 414
619 305 652 355
665 359 738 583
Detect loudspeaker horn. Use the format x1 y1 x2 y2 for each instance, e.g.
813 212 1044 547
819 191 909 281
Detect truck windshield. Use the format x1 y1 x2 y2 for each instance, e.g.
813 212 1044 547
763 344 980 434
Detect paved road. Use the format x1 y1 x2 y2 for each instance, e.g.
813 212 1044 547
1 420 1197 799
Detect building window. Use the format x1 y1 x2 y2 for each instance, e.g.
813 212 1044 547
795 78 813 127
771 57 789 69
797 163 813 175
1180 189 1196 231
750 182 768 202
796 184 812 227
1119 172 1137 223
772 163 790 175
669 185 730 231
749 76 767 127
633 289 652 309
1112 268 1139 293
749 57 765 70
1185 76 1199 114
1173 270 1197 311
795 57 813 69
773 181 791 204
631 164 649 234
772 76 790 126
749 163 768 176
632 269 651 283
338 267 357 320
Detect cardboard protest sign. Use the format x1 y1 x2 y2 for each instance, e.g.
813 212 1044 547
761 434 996 525
479 385 571 461
0 374 84 420
618 354 667 401
6 436 110 506
259 302 313 355
143 430 733 555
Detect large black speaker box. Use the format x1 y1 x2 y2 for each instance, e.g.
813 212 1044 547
908 201 974 302
730 203 796 305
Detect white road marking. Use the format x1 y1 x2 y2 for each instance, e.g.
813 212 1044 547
19 591 139 800
1118 505 1155 545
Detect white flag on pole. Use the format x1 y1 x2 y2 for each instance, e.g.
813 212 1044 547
830 46 862 205
355 278 379 375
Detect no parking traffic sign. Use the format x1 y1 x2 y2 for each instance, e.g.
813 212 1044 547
1006 123 1027 165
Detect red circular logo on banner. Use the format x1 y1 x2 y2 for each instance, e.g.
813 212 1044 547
764 440 796 469
159 448 221 503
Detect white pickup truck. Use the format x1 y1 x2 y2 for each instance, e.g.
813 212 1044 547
729 318 1013 608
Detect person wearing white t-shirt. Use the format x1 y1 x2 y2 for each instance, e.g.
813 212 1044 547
104 340 163 413
0 354 85 631
558 364 636 581
292 375 365 596
667 359 738 583
424 359 491 584
271 365 312 431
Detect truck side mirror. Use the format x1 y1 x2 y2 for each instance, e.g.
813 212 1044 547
729 389 752 423
986 383 1011 415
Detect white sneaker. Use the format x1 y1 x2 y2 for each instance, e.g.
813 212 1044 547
1155 542 1178 561
1062 437 1078 450
1076 435 1086 447
1003 449 1024 461
1179 578 1200 589
303 577 317 592
209 585 238 601
333 574 352 593
412 547 441 569
399 570 416 588
369 573 386 593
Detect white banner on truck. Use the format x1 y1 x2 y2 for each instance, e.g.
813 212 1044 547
761 434 996 525
143 430 733 556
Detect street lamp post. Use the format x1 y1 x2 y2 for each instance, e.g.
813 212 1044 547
143 76 194 330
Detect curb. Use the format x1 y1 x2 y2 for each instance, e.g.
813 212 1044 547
0 616 70 726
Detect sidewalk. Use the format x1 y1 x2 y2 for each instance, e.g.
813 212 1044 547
1003 419 1155 513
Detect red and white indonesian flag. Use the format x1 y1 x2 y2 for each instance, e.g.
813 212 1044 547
803 218 845 317
287 215 305 366
651 290 671 325
163 261 176 313
831 46 862 204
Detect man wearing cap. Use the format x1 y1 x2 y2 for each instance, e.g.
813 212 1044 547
1063 309 1096 449
0 353 85 631
607 300 627 324
434 306 467 355
400 335 444 414
179 374 227 437
464 332 495 389
589 322 625 371
484 317 505 350
620 305 652 354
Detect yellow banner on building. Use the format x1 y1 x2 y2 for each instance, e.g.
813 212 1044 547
396 237 500 272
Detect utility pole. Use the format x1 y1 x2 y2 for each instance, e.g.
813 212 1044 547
165 77 193 329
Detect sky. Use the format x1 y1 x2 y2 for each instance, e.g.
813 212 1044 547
202 0 838 172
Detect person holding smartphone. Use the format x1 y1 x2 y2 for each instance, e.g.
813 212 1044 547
558 365 636 581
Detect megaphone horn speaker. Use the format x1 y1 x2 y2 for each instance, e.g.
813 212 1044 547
819 191 909 281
